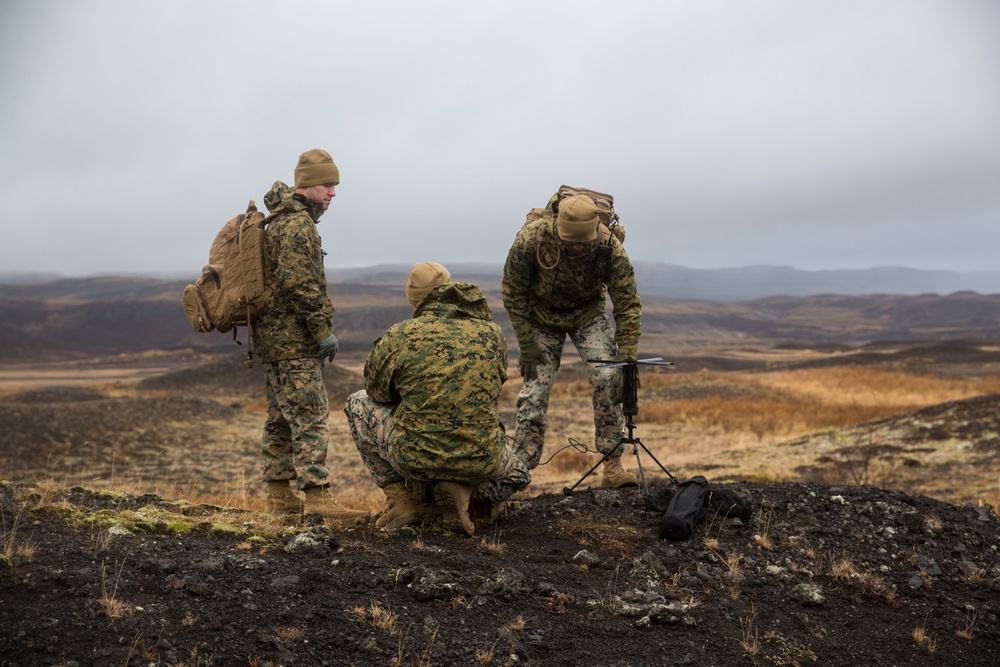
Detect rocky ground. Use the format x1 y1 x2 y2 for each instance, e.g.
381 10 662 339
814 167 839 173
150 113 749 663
2 477 998 666
2 349 1000 665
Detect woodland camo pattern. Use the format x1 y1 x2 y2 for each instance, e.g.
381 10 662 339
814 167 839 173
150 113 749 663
252 181 335 363
347 282 530 498
261 357 331 489
501 217 640 358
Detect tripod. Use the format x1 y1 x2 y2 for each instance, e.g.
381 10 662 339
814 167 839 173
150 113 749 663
563 357 679 496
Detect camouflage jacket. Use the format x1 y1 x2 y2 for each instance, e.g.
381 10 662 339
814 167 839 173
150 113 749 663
252 181 335 362
501 217 642 359
364 282 507 484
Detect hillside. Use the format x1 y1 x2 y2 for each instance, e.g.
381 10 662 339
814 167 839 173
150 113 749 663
7 263 1000 298
2 478 998 665
3 274 1000 664
2 277 1000 363
1 326 1000 663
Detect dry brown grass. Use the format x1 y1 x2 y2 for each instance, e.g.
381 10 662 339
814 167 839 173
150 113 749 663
560 517 645 554
739 612 761 657
276 627 305 642
350 601 401 638
956 607 978 640
829 557 898 604
913 615 937 654
509 366 1000 510
6 360 1000 513
98 558 129 619
637 367 1000 438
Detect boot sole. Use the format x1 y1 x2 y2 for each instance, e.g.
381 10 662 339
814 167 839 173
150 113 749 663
601 477 640 489
379 511 422 529
434 482 475 537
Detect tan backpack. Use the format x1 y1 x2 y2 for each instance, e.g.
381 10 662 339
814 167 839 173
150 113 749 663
182 200 273 366
524 185 626 270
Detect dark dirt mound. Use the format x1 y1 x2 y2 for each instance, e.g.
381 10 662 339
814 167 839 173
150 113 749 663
137 355 364 402
0 391 247 484
778 340 1000 375
2 479 998 666
0 386 107 403
135 354 268 395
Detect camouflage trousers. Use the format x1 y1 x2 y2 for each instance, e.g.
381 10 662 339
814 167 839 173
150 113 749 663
344 390 531 503
261 358 330 490
515 313 625 469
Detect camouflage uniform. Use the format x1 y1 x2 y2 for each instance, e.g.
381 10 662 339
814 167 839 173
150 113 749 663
253 181 335 490
502 200 641 469
344 282 530 503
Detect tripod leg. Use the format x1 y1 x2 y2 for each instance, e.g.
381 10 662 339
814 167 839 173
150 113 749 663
562 447 619 495
632 444 651 496
635 439 679 486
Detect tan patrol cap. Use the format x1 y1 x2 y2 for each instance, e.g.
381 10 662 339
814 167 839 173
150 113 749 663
406 262 451 307
555 195 599 242
294 149 340 188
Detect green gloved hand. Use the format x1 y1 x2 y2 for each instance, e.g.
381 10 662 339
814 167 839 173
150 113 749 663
610 367 624 405
518 339 541 382
317 333 339 367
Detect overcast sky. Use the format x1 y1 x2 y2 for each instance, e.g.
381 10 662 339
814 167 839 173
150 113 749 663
1 0 998 278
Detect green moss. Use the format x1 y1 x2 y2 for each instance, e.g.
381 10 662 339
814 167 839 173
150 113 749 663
166 521 196 535
209 522 244 535
34 504 90 525
9 486 300 545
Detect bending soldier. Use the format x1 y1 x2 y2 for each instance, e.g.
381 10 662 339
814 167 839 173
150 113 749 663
502 192 642 488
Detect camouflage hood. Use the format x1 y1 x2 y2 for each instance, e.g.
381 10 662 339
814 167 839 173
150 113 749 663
413 281 493 321
262 181 326 221
361 278 508 485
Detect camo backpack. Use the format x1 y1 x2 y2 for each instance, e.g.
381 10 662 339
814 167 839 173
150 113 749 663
524 185 626 270
182 200 273 366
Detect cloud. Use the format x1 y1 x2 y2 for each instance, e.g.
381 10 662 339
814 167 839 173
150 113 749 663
1 0 998 277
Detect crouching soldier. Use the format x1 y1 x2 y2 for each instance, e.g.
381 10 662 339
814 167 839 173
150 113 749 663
345 262 531 536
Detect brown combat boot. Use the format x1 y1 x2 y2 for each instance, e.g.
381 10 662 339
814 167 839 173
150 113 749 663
265 480 304 514
433 481 475 536
375 482 422 529
303 486 369 523
601 458 639 488
509 487 531 501
469 499 507 525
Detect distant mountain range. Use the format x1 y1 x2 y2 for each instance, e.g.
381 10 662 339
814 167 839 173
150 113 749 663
1 273 999 363
322 263 1000 301
633 264 1000 301
3 263 999 300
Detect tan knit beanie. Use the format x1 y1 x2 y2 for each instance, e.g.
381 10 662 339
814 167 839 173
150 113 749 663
406 262 451 307
294 149 340 188
555 195 599 242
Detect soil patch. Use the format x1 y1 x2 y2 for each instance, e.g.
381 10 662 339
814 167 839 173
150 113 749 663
1 480 998 665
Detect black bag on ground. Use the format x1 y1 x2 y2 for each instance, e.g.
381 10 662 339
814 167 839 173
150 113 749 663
658 476 710 541
709 487 753 523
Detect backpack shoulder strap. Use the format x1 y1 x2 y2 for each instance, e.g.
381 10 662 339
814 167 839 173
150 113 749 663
534 218 560 271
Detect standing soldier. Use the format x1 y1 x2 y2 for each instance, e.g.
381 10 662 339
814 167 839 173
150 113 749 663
253 149 367 522
502 191 642 488
345 262 531 536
